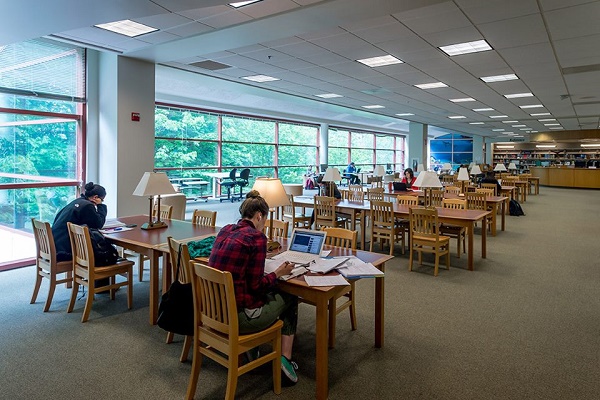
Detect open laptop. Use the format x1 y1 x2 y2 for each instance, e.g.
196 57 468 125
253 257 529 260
271 228 327 265
393 182 408 191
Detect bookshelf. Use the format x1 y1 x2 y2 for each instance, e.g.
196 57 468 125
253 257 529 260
493 143 600 171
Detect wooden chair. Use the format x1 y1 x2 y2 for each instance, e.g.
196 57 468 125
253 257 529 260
340 185 364 232
370 200 404 255
30 219 72 312
445 186 461 194
395 195 419 245
185 261 282 400
480 183 498 196
192 209 217 227
441 175 454 184
66 222 134 322
430 189 444 207
476 188 495 197
439 198 467 258
321 227 359 332
366 187 384 201
165 237 193 362
263 219 289 238
408 207 450 277
466 192 492 231
282 194 312 229
313 195 346 229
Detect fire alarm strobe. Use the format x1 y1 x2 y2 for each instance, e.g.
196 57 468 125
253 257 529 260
131 112 140 121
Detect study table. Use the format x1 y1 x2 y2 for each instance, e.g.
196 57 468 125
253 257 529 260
105 215 218 325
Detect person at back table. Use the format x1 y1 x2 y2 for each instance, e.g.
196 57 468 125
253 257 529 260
345 161 359 184
402 168 417 189
208 190 300 385
303 164 317 189
51 182 107 262
480 171 502 195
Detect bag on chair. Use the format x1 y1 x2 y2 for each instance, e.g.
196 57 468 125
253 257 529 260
89 228 119 266
157 244 194 336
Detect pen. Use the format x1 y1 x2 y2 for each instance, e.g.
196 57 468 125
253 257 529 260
114 227 123 231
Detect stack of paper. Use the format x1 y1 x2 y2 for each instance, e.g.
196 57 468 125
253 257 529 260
307 257 349 273
337 257 384 278
304 275 350 286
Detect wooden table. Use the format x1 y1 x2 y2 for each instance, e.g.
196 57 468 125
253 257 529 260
275 244 392 400
527 176 540 194
106 215 218 324
392 204 490 271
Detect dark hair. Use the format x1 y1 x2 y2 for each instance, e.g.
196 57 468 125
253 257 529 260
404 168 414 180
82 182 106 199
239 190 269 219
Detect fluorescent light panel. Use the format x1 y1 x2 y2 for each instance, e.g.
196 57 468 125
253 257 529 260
497 145 514 149
544 123 560 126
538 118 556 122
395 113 414 116
95 19 158 37
531 113 551 116
512 125 526 127
520 104 544 109
473 108 494 112
503 120 518 123
315 93 343 98
536 145 556 148
450 98 475 102
448 115 466 119
241 74 280 82
504 92 533 98
356 55 403 67
439 39 492 56
490 115 508 118
492 129 505 132
480 74 519 83
362 105 385 109
229 1 262 8
469 122 484 125
581 144 600 148
415 82 447 89
549 127 563 130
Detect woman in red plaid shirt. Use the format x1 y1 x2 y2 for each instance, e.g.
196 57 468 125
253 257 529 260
209 190 300 384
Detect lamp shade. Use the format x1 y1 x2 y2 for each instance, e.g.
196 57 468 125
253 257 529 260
413 171 443 188
470 165 482 175
508 162 517 170
416 163 425 173
494 163 507 172
457 167 470 181
383 174 394 183
133 172 177 196
322 167 342 182
442 163 452 171
374 165 386 177
252 178 290 208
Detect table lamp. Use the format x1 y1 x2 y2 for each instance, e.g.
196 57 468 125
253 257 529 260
322 167 342 195
494 163 507 173
508 162 517 175
413 171 443 207
442 163 452 173
374 165 386 177
470 164 482 185
252 178 291 250
133 172 177 230
457 167 470 194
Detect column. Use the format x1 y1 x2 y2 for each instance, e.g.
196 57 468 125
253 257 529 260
408 122 427 170
319 123 329 171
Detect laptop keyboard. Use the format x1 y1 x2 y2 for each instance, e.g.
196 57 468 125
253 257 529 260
274 251 318 264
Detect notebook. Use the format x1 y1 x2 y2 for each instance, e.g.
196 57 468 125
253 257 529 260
271 229 327 265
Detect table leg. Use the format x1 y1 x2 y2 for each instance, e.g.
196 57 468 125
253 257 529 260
149 250 160 325
490 203 497 236
375 271 385 348
328 298 336 349
315 297 329 400
467 223 474 271
360 210 366 250
501 199 507 231
481 216 487 259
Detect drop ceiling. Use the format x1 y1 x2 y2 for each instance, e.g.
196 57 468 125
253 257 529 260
3 0 600 139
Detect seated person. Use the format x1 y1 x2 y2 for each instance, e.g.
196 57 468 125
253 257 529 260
401 168 417 189
303 165 317 189
344 162 359 184
311 176 342 226
480 171 502 195
209 191 300 384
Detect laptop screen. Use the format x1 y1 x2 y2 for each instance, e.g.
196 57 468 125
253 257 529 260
288 229 326 255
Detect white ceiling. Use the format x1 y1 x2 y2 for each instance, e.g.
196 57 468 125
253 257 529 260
3 0 600 139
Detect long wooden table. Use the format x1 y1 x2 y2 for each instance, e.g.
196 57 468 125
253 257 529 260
106 215 218 324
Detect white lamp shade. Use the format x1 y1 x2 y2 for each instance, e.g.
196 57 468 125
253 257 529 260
470 165 482 175
416 163 425 173
457 167 470 181
133 172 177 196
508 162 517 170
442 163 452 170
383 174 394 183
374 165 386 176
252 178 290 208
322 167 342 182
413 171 443 188
494 163 507 172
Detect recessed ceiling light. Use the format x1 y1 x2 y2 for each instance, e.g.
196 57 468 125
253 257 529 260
530 113 551 116
492 129 505 132
469 122 484 125
439 39 492 56
229 0 262 8
489 115 508 118
503 120 518 123
449 98 476 102
512 125 526 127
549 127 564 130
544 123 560 126
520 104 544 109
414 82 448 89
356 55 403 67
315 93 343 98
395 113 414 116
514 135 524 137
497 145 515 149
241 74 280 82
581 144 600 148
538 118 556 122
536 145 557 148
95 19 158 37
504 92 534 98
502 132 515 135
448 115 466 119
473 108 494 112
480 74 519 83
520 128 531 131
529 131 538 133
362 105 385 109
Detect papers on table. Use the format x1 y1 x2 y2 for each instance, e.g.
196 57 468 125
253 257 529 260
103 220 126 229
304 275 349 287
264 259 308 281
101 226 134 234
307 257 349 274
336 257 384 278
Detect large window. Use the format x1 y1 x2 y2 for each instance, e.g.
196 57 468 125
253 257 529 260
0 39 85 269
430 133 473 171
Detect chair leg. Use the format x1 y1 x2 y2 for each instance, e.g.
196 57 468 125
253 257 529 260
81 285 94 322
224 361 239 400
434 254 439 277
30 268 43 305
110 276 116 301
127 267 133 310
166 331 175 344
67 280 79 313
180 335 193 363
408 244 414 271
348 282 357 331
185 342 202 400
456 236 461 258
43 276 57 312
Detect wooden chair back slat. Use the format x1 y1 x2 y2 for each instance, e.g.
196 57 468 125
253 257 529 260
192 209 217 227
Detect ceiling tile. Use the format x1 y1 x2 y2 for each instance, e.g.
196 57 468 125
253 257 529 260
544 1 600 40
165 22 213 37
236 0 299 19
553 34 600 68
477 13 548 50
457 0 540 24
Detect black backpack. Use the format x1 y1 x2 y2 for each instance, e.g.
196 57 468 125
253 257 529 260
88 228 119 266
509 199 525 216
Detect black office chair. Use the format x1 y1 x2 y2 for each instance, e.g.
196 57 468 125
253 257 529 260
219 168 238 203
236 168 251 200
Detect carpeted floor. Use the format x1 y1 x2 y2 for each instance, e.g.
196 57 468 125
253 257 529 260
1 187 599 399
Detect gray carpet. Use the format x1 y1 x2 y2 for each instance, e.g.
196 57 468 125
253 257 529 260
1 187 599 399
